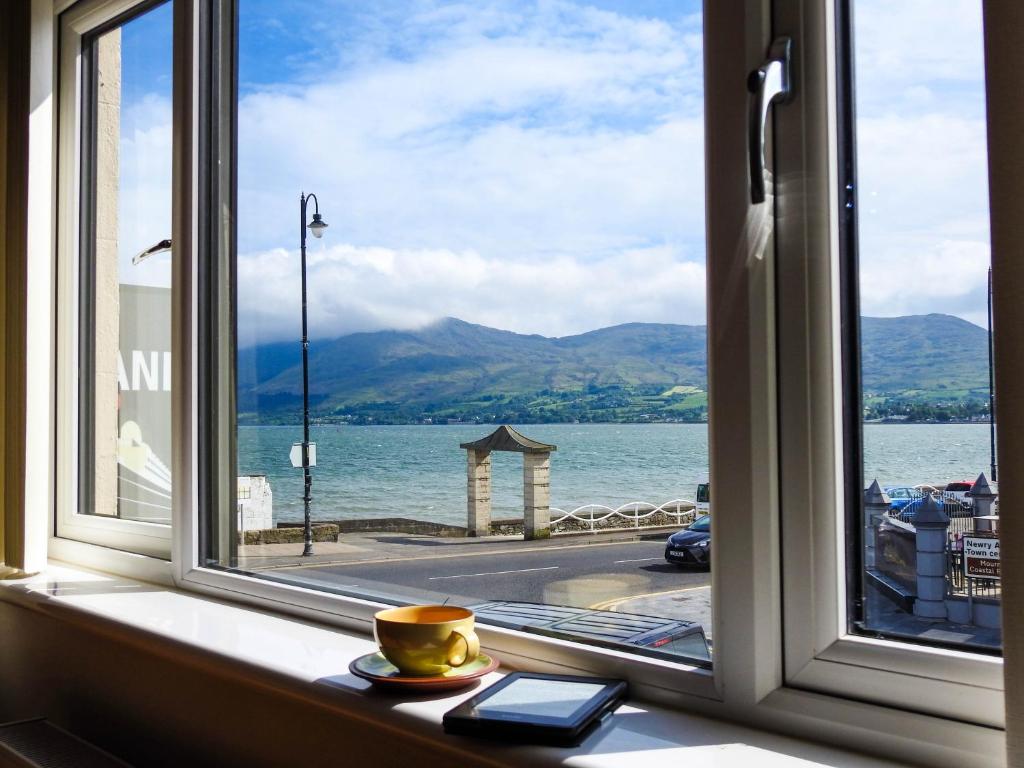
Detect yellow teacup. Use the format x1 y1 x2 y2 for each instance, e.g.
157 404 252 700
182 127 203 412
373 605 480 676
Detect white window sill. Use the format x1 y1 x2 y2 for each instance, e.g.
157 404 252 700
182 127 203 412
0 563 911 768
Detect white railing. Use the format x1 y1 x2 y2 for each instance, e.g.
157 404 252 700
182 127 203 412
549 499 697 534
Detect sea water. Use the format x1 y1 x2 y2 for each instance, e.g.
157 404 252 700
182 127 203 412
237 423 996 525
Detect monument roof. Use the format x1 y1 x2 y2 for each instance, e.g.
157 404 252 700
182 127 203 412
460 425 557 454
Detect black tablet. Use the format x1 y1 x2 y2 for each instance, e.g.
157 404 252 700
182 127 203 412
442 672 627 747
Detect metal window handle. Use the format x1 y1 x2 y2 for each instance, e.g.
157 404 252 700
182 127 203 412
748 36 793 204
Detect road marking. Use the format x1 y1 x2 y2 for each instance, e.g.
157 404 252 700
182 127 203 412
588 584 710 611
613 556 662 564
428 566 559 581
263 538 656 572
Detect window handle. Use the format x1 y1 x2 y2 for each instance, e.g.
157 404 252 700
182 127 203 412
747 36 793 204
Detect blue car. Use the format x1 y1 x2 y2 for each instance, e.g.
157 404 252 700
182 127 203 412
884 487 923 514
665 514 711 568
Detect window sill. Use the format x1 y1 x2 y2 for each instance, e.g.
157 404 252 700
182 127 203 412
0 563 911 768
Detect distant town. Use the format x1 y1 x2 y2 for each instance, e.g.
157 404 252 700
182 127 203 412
238 313 994 427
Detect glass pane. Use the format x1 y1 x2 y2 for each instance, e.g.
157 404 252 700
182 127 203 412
220 0 710 665
81 1 174 525
850 0 999 653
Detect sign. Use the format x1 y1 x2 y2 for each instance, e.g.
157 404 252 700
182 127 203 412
116 285 172 525
290 442 317 468
964 535 1000 580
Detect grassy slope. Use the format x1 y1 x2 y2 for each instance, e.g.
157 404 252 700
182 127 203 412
237 314 989 423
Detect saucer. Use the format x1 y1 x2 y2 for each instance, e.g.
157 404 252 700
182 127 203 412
350 651 499 692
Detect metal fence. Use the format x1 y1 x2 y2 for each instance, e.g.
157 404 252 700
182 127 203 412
885 493 977 542
947 550 1001 599
550 499 697 534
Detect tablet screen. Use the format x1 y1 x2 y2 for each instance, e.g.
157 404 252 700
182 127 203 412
472 678 606 721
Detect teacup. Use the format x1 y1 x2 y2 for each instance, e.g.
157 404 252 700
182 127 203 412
373 605 480 676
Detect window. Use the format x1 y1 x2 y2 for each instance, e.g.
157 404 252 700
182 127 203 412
56 0 174 558
776 0 1004 728
198 0 714 670
37 0 1009 763
846 0 999 656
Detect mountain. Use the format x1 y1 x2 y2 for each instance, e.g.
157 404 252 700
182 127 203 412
860 314 989 396
237 313 990 424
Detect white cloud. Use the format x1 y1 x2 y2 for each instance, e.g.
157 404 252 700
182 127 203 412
853 0 990 326
235 0 706 340
237 242 706 345
118 93 173 287
114 0 993 344
852 0 986 116
859 238 990 326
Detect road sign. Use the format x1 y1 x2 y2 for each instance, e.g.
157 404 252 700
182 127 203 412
964 535 999 580
290 442 317 468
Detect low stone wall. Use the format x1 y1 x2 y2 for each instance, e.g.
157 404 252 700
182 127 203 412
946 596 1001 629
242 524 340 545
263 511 692 540
490 518 524 536
278 518 468 537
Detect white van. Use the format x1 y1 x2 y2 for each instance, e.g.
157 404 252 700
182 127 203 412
695 479 710 515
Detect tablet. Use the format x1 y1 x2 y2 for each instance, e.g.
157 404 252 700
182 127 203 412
442 672 627 747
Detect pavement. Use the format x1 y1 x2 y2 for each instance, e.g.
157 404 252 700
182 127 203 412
237 527 682 570
864 583 1001 650
239 528 714 637
591 584 712 638
239 528 1002 653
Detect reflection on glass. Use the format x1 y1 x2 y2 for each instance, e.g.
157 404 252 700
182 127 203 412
851 0 999 652
226 0 710 665
83 1 173 524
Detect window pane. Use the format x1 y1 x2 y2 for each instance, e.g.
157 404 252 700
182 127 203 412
217 0 711 666
849 0 999 653
80 1 174 525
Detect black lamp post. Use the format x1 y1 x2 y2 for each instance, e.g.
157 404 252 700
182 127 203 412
987 266 997 482
300 192 327 556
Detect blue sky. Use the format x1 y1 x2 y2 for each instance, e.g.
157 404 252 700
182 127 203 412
116 0 173 288
114 0 992 345
851 0 990 328
234 0 706 345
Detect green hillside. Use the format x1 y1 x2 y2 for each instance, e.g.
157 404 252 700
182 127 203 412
237 314 991 425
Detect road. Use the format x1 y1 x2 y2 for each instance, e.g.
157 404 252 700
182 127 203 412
282 539 710 623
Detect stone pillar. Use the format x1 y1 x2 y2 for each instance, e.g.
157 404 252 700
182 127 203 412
466 449 491 537
913 494 951 620
970 472 998 518
523 452 551 540
93 29 122 517
864 479 890 570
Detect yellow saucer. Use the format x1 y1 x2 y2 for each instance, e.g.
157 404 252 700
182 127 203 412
350 651 498 692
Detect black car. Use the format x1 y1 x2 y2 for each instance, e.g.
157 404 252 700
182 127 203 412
665 514 711 567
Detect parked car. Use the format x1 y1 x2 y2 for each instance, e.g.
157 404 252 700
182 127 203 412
883 486 923 513
695 479 710 515
943 480 975 505
886 486 973 523
664 514 710 568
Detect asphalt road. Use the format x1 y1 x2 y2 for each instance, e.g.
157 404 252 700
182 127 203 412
283 540 710 619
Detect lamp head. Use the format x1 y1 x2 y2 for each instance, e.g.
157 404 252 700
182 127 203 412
308 212 328 239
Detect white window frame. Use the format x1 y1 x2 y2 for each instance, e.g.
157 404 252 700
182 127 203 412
54 0 174 559
170 0 722 708
33 0 1008 765
772 0 1004 728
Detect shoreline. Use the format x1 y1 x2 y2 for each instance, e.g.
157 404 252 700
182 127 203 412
240 419 992 427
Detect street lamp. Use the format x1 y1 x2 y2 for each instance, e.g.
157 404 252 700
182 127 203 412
300 192 327 556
